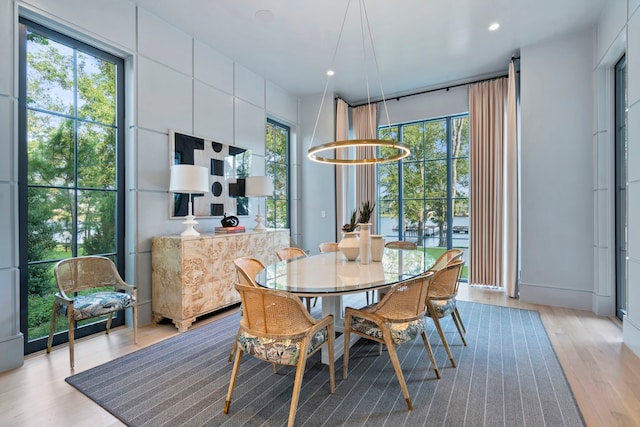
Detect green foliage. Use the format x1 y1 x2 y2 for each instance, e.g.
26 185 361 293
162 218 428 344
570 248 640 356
342 209 359 232
357 200 375 224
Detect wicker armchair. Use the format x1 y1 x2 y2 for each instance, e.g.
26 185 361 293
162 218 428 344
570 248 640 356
276 247 316 310
318 242 339 253
343 272 439 411
47 256 137 369
425 249 466 337
224 283 335 427
425 259 466 369
385 240 418 250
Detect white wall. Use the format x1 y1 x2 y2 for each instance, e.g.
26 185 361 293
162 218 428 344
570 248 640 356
0 0 299 372
518 30 595 310
594 0 640 356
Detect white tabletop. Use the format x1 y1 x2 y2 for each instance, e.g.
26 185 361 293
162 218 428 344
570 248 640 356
255 249 427 296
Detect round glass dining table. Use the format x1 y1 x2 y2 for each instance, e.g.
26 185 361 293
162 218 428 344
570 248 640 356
255 249 428 363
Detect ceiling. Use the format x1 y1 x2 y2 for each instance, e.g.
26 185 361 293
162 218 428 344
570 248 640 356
131 0 607 103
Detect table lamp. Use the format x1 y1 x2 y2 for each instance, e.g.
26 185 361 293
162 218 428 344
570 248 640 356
170 164 210 236
244 176 274 231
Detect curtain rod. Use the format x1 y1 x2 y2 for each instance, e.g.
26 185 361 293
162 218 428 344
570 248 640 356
347 56 520 108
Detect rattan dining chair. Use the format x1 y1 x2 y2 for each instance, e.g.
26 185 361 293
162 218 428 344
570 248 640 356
385 240 418 250
425 258 466 368
224 283 335 427
318 242 339 253
276 247 316 310
343 272 439 411
47 256 138 369
426 249 466 337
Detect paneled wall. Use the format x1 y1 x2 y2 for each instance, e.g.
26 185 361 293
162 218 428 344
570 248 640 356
0 0 300 372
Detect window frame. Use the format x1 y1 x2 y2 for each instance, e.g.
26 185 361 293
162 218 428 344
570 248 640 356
18 18 126 354
265 117 291 228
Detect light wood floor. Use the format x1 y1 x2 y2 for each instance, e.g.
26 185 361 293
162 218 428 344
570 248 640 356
1 284 640 427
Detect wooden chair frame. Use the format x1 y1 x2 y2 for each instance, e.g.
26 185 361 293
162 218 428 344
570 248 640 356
343 272 438 411
225 283 335 427
425 259 466 368
47 256 137 369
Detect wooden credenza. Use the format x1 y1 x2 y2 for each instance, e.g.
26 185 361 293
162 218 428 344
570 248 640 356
151 229 289 331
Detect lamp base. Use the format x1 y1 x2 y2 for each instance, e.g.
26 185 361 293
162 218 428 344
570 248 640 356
253 213 266 231
181 216 200 236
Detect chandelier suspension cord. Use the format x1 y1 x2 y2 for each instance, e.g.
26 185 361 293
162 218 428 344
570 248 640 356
308 0 354 152
361 0 393 134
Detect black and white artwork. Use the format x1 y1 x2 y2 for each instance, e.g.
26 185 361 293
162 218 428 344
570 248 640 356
170 130 251 218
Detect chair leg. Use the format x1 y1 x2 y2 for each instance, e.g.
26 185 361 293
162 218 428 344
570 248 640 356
106 312 114 335
420 331 441 379
224 348 244 415
454 307 466 333
68 311 75 370
383 334 412 410
327 322 335 393
47 302 59 354
343 312 352 380
288 352 309 427
430 312 456 368
451 309 467 346
132 305 138 345
305 298 311 312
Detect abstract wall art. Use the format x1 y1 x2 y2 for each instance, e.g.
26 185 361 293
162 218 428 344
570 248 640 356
169 130 251 219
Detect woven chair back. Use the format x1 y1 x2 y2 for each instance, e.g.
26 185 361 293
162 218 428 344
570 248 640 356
234 257 265 286
318 242 339 253
372 272 434 320
427 259 464 300
428 248 463 273
384 241 418 250
276 247 307 261
54 256 125 294
235 283 316 335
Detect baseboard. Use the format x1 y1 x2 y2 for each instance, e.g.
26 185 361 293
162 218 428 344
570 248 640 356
623 317 640 358
519 282 593 311
0 333 24 373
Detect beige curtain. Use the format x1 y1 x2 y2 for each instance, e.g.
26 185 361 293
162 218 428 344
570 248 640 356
335 98 350 238
469 78 508 289
504 62 518 297
352 104 377 231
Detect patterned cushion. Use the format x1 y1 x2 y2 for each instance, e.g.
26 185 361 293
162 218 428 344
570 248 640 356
349 314 425 346
427 298 456 319
57 292 136 321
237 327 329 366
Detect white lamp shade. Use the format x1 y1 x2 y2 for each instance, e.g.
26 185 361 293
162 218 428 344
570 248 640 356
244 176 274 197
169 165 210 194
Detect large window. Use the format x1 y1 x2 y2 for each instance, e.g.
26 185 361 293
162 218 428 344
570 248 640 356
265 118 290 228
377 115 469 274
18 19 125 354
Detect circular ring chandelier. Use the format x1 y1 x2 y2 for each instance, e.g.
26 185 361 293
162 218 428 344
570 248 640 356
307 139 410 165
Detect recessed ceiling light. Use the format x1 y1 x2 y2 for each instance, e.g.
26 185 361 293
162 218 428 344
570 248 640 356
255 9 275 23
489 22 500 31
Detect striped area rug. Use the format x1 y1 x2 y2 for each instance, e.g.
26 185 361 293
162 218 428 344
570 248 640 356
66 300 585 426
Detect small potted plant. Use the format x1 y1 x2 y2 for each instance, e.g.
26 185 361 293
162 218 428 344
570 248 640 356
357 200 375 225
342 209 358 233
